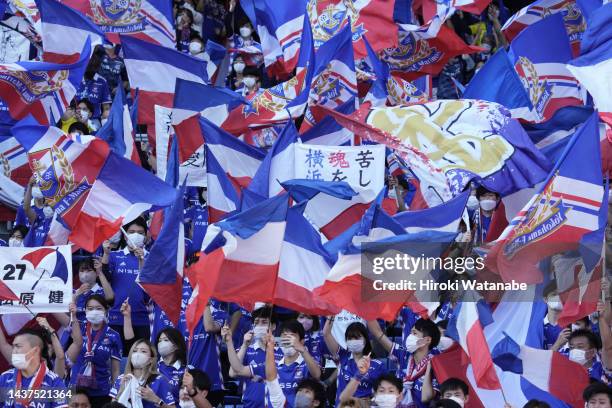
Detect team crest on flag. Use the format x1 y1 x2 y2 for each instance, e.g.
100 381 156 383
90 0 145 32
503 174 570 258
0 69 68 104
308 0 366 47
381 33 443 72
514 56 552 120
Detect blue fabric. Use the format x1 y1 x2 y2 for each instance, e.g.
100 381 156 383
69 324 122 396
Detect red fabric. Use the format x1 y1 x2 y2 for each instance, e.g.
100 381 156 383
431 345 486 408
484 201 509 243
141 274 183 325
320 203 369 239
313 274 406 321
69 214 123 252
549 352 590 407
466 320 501 390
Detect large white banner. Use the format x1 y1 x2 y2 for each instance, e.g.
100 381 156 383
0 246 72 313
155 105 206 187
294 144 385 200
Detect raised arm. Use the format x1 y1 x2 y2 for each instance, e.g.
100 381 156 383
291 334 321 380
203 304 222 333
221 325 252 378
323 317 340 357
367 320 394 354
94 257 114 304
23 176 37 225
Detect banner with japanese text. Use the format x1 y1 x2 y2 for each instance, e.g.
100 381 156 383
294 143 385 198
0 246 72 313
155 105 206 187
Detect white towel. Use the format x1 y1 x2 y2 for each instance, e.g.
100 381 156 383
116 374 144 408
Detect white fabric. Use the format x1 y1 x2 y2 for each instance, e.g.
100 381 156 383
117 374 145 408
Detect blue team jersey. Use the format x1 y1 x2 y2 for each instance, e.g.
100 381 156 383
391 345 438 408
76 73 111 118
0 367 68 408
109 374 175 407
304 331 324 365
400 308 419 345
543 318 563 350
256 356 309 408
23 212 51 248
157 360 187 403
99 54 125 90
14 205 30 227
240 344 284 408
185 204 208 255
107 248 149 326
228 305 251 347
588 360 611 384
74 284 105 321
69 324 122 396
335 348 385 404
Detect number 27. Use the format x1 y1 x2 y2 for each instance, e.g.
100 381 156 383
3 264 26 280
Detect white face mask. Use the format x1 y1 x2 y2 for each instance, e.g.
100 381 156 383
130 351 151 368
109 231 122 244
78 109 90 121
297 317 313 332
11 353 29 370
86 310 106 325
569 348 588 365
346 338 365 354
479 199 497 211
239 26 252 37
466 195 479 210
101 118 108 126
234 62 245 73
79 271 97 285
547 296 563 311
157 340 176 357
243 77 256 88
179 401 196 408
448 396 465 407
31 186 43 199
405 334 422 353
373 393 397 408
438 336 454 351
294 393 313 408
188 41 202 55
127 232 145 248
43 206 54 219
281 346 297 357
253 325 268 341
9 238 23 248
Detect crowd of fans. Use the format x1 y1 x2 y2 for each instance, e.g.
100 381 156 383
0 0 610 407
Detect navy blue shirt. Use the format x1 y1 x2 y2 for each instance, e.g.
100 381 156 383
76 73 111 119
69 324 122 396
107 247 149 326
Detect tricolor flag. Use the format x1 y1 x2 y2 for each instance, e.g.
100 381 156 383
0 40 90 125
492 333 589 407
96 85 140 165
300 98 355 146
121 36 208 125
62 0 175 48
12 118 177 252
380 24 480 79
38 0 104 63
273 202 340 315
244 120 298 203
508 14 585 123
185 194 289 334
138 183 186 325
502 0 589 56
486 112 605 284
202 40 227 84
566 3 612 129
447 301 502 390
199 118 265 221
315 196 456 320
251 0 306 78
307 0 398 58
